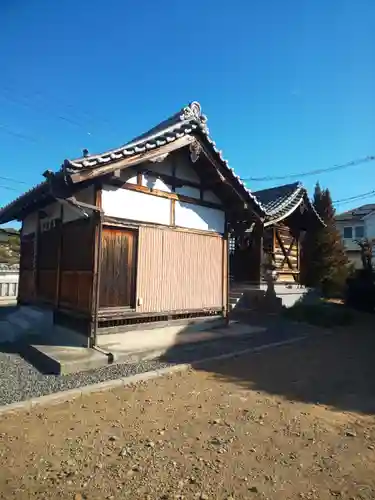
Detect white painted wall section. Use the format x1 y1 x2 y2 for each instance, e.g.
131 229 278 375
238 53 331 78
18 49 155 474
145 158 173 176
102 186 171 225
142 174 172 193
175 156 200 182
203 190 222 205
22 212 38 235
175 186 200 198
175 201 225 233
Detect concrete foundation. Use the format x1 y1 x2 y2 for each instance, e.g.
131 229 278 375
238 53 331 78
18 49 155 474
28 321 266 375
230 282 314 312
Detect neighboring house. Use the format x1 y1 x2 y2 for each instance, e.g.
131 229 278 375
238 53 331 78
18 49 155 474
335 204 375 269
0 101 264 347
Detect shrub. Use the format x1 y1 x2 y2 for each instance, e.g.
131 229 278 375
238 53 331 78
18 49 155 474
282 302 354 327
345 270 375 313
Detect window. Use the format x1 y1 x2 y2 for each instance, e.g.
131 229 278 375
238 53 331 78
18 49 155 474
355 226 365 239
343 227 352 239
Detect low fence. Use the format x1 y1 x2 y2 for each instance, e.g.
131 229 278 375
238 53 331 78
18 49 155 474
0 270 19 303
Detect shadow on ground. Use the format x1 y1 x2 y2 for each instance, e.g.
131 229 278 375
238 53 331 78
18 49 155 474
160 311 375 416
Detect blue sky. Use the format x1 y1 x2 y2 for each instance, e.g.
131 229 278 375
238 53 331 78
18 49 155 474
1 0 374 226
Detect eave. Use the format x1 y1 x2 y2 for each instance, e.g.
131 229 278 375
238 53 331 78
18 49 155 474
253 182 325 228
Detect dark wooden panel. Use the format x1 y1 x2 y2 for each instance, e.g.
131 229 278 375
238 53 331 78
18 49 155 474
19 235 35 271
18 270 35 303
61 218 95 271
37 225 60 303
59 271 93 312
38 270 58 303
59 218 96 312
19 234 36 302
99 228 137 308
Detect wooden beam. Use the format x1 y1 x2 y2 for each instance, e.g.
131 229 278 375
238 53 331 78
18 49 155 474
102 215 223 238
55 204 64 308
170 199 176 226
95 185 102 209
69 136 194 184
275 229 296 272
136 171 143 185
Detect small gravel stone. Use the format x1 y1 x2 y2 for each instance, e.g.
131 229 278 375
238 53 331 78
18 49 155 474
0 320 306 406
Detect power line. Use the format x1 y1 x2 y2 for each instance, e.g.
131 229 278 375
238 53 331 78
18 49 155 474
241 156 375 182
0 184 23 193
334 189 375 206
0 85 111 136
0 124 38 143
0 175 28 185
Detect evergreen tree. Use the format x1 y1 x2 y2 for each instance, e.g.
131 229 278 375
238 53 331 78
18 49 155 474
301 182 350 294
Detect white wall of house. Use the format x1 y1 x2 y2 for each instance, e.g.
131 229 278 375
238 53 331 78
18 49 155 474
336 212 375 269
337 220 366 251
364 212 375 241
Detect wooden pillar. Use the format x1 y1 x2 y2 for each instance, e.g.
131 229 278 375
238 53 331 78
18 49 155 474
54 204 64 308
255 221 264 284
223 218 229 324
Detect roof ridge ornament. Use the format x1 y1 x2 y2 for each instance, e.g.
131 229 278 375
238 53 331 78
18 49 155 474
180 101 208 128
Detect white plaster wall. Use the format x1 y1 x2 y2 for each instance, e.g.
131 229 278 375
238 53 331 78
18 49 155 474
203 190 222 204
175 201 225 233
63 203 88 223
22 212 38 235
142 173 172 193
175 186 200 199
102 186 171 225
175 155 200 182
43 202 61 220
145 158 173 176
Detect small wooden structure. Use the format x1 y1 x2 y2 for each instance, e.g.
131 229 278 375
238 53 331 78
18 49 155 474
230 182 324 285
0 102 264 345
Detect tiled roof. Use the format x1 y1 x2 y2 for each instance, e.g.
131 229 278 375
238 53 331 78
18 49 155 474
0 102 266 223
64 102 266 214
335 204 375 222
253 182 325 227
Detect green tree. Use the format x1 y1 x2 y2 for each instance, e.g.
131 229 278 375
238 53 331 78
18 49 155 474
301 182 350 295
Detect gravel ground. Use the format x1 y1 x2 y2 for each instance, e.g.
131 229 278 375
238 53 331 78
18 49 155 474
1 331 375 499
0 318 314 407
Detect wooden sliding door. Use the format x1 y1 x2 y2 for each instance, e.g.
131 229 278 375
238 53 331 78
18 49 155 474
99 227 137 308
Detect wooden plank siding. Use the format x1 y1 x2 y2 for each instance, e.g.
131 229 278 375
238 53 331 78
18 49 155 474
136 226 225 314
37 223 60 303
18 233 36 303
99 227 137 308
59 217 96 313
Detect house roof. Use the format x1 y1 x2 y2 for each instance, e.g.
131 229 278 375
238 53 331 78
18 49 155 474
0 102 266 224
253 182 325 227
335 204 375 222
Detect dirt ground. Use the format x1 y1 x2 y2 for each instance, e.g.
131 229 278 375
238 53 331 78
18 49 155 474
1 330 375 500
